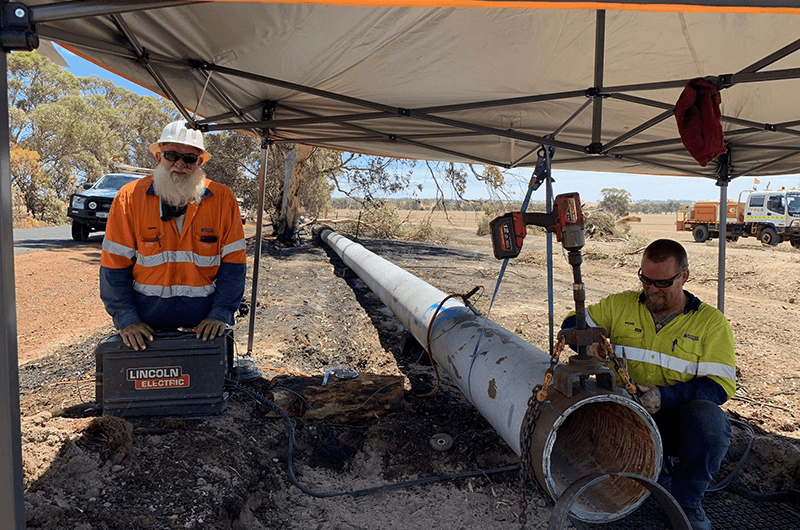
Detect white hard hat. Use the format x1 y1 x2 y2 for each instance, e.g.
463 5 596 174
149 120 211 163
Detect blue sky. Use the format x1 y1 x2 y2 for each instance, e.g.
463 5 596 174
54 45 800 203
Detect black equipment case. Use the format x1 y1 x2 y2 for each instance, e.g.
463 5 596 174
94 330 233 417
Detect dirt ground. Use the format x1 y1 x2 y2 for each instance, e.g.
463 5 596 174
14 210 800 529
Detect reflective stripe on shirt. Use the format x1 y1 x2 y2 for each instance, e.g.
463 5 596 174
133 281 216 298
222 238 246 258
102 238 136 259
136 250 221 268
613 344 737 381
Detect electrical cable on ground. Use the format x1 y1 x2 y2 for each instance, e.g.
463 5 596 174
226 379 520 498
707 417 754 493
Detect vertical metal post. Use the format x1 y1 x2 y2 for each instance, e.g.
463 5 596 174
247 139 271 354
716 154 730 313
590 10 606 150
0 51 27 530
545 162 555 356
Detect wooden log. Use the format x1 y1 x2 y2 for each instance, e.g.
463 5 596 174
266 373 405 422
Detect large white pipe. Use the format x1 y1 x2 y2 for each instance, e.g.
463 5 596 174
315 227 661 523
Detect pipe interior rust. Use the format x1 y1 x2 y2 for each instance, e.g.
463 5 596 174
530 385 661 522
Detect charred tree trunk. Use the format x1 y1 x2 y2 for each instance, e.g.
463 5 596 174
277 144 312 244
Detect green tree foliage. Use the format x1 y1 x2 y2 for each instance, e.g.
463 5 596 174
359 202 406 239
629 200 687 214
476 202 506 236
10 142 68 224
329 154 412 203
202 131 262 205
7 51 174 221
7 50 79 143
203 135 341 228
7 52 512 229
598 187 631 218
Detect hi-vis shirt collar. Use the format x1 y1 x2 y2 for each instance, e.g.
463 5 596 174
638 290 702 315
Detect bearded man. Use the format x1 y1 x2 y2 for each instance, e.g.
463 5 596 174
561 239 736 530
100 121 246 351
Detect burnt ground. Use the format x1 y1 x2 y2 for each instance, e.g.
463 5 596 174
16 212 800 529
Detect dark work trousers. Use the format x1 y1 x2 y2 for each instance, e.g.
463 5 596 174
653 399 732 509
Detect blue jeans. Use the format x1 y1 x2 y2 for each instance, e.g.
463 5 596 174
654 400 731 509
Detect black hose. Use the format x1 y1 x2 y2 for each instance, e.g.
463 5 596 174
706 416 796 505
728 482 791 503
226 379 520 498
706 417 754 493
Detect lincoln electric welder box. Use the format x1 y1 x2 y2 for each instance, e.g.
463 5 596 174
95 330 233 417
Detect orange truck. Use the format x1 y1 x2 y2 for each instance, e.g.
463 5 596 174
676 189 800 248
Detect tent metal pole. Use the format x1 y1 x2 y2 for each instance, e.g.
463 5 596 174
415 90 587 114
205 111 394 131
0 51 26 530
198 102 268 125
716 154 731 313
247 138 271 355
740 36 800 74
602 110 674 151
110 12 196 125
262 104 512 168
511 99 593 167
591 10 606 150
29 0 188 23
741 150 800 175
545 159 555 356
608 153 708 178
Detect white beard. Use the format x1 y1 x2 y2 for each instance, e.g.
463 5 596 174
152 164 206 207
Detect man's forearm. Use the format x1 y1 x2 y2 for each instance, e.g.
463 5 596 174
658 377 728 410
207 262 246 324
99 265 141 329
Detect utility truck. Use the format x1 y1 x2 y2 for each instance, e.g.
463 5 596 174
676 188 800 248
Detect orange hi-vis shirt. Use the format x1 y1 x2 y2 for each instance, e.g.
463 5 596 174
100 176 246 330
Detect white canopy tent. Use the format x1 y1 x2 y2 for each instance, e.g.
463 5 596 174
4 2 800 528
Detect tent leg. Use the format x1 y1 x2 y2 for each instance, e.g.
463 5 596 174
246 139 271 355
589 10 606 153
0 52 27 530
716 153 731 313
545 155 555 355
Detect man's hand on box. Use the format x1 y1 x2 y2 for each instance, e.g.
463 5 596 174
195 318 227 341
120 322 154 351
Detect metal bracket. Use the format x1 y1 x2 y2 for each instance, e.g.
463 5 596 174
584 142 604 155
1 2 38 52
552 355 616 398
528 134 556 192
716 149 733 181
717 74 734 90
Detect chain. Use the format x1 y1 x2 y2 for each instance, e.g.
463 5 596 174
598 334 639 398
518 336 565 528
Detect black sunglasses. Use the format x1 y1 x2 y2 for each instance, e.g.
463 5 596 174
638 268 685 288
162 151 200 164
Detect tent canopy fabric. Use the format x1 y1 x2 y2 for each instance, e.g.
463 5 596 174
23 0 800 181
4 2 800 528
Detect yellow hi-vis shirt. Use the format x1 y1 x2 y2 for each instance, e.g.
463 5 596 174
585 291 736 400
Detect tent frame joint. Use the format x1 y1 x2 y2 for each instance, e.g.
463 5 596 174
188 58 211 71
716 150 733 183
717 74 734 90
584 142 604 155
585 87 607 99
1 1 38 52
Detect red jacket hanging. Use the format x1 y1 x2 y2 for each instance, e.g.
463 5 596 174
673 78 726 167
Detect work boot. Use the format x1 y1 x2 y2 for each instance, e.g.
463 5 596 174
681 505 712 530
